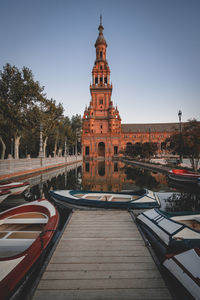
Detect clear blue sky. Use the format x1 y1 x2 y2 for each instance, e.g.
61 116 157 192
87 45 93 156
0 0 199 124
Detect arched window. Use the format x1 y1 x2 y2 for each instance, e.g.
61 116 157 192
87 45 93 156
98 142 105 157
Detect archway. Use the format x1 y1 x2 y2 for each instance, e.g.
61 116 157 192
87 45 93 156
98 142 105 157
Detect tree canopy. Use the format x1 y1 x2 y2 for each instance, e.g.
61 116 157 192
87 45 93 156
0 63 82 159
124 142 158 160
165 119 200 170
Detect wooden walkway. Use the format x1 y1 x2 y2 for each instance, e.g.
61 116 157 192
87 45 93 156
32 210 172 300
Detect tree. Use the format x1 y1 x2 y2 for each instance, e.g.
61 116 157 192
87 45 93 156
0 63 45 158
40 99 64 157
165 119 200 170
124 142 158 160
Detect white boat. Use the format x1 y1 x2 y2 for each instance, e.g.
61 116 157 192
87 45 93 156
0 190 11 203
137 209 200 256
50 189 160 210
0 182 30 196
163 248 200 300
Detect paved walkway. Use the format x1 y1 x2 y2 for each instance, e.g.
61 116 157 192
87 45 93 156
32 210 172 300
120 158 171 173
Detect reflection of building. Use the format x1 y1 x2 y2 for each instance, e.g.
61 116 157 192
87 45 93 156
82 18 181 160
82 160 127 192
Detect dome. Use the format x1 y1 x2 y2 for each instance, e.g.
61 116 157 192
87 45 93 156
95 18 107 47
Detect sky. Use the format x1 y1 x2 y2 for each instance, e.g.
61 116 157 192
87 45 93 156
0 0 200 124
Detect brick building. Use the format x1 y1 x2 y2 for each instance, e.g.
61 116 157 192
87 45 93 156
82 18 180 160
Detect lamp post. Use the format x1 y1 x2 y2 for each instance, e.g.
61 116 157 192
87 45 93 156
38 123 44 158
178 110 182 163
75 130 78 160
64 136 67 162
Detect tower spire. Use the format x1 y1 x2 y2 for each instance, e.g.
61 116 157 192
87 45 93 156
100 14 102 25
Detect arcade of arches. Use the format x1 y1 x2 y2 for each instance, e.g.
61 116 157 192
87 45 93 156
82 18 182 160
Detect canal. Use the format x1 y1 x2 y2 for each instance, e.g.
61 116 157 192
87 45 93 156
1 159 200 212
1 160 200 300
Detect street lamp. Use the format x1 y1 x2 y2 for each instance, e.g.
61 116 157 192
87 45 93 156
38 123 44 158
178 110 182 163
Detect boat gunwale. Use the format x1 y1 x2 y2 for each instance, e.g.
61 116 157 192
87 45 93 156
138 208 200 242
50 189 160 209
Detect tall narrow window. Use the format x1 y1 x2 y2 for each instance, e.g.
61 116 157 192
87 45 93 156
114 146 118 155
114 162 118 172
85 162 90 172
100 51 102 59
99 99 103 104
85 146 90 155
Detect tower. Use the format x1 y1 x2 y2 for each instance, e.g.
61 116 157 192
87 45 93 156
82 17 121 159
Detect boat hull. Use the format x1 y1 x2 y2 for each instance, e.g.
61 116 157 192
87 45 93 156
0 190 11 203
0 182 30 195
163 248 200 300
50 189 160 210
0 199 59 300
137 209 200 257
168 169 200 185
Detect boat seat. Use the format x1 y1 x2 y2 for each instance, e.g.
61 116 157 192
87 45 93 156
194 217 200 223
74 194 85 198
179 219 200 231
2 218 48 224
99 195 112 201
0 239 34 258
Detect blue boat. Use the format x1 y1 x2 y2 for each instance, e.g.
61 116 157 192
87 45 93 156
49 189 160 210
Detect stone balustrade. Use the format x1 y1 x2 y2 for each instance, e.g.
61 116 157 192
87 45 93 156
0 155 82 176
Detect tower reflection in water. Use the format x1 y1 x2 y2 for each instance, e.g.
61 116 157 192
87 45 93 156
82 160 127 192
82 159 167 192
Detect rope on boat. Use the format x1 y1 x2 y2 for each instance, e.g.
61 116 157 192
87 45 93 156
39 229 56 250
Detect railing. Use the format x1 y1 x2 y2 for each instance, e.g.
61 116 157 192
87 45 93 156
0 155 83 176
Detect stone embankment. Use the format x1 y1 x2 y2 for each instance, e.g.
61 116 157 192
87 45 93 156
120 158 174 174
0 155 82 183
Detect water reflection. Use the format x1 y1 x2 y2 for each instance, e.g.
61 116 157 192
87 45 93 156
1 160 200 214
161 191 200 212
82 160 126 192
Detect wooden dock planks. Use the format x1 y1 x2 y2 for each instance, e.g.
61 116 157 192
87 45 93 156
32 210 172 300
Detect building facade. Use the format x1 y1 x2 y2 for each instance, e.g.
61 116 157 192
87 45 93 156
82 18 180 160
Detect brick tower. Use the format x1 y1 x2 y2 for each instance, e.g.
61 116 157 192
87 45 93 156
82 16 121 159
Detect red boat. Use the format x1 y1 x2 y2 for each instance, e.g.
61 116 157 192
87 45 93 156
168 169 200 185
0 199 59 300
0 182 30 196
0 190 11 204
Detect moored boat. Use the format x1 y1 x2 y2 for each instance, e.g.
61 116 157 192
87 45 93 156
168 169 200 185
137 209 200 257
163 248 200 300
0 199 59 300
0 182 30 196
49 189 160 210
0 190 11 204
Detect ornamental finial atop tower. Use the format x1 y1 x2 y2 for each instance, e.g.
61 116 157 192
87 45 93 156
95 15 107 48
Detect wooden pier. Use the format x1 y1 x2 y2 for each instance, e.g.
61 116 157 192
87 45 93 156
32 210 172 300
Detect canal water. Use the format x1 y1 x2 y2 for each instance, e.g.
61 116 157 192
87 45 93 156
1 160 199 212
1 160 199 300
